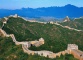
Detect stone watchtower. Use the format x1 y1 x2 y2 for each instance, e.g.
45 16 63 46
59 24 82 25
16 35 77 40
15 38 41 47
67 44 83 60
67 44 78 50
67 44 78 54
39 38 44 44
63 16 70 22
13 14 18 18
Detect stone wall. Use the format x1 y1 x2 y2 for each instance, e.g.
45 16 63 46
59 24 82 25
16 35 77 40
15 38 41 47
70 49 83 60
29 38 44 47
0 15 83 59
67 44 78 50
1 26 82 59
0 29 9 37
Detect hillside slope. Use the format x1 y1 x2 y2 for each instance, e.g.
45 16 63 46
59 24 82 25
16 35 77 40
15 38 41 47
60 18 83 30
1 37 77 60
2 17 83 53
2 17 40 41
0 17 81 60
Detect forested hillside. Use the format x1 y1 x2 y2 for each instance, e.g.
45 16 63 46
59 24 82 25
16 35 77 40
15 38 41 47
0 37 78 60
60 18 83 30
2 17 83 52
0 17 82 60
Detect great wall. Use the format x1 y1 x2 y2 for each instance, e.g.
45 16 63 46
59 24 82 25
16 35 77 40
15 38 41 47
0 14 83 60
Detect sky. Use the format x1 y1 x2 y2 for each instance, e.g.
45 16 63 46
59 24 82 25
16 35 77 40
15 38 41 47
0 0 83 9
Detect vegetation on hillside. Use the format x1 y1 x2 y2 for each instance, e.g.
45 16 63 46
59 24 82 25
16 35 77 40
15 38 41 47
0 19 3 28
60 18 83 30
2 17 83 52
2 17 40 41
0 37 28 60
0 17 82 60
0 37 78 60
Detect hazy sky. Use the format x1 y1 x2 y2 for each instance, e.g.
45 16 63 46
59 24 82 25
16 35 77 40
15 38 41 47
0 0 83 9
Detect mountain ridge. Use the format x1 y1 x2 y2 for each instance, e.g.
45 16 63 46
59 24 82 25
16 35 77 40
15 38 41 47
0 4 83 18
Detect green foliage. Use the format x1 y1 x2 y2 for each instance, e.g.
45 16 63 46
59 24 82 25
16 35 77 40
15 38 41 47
0 37 78 60
3 17 40 41
60 18 83 30
27 22 83 52
0 37 28 60
1 17 82 60
2 17 83 52
0 20 3 28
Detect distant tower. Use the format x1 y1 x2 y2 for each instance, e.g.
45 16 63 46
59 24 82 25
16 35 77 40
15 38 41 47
49 21 54 24
39 38 44 44
13 14 18 18
63 16 70 22
3 17 8 24
4 17 8 21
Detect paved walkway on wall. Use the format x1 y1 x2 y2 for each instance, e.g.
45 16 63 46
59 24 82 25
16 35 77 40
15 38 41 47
54 22 82 32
